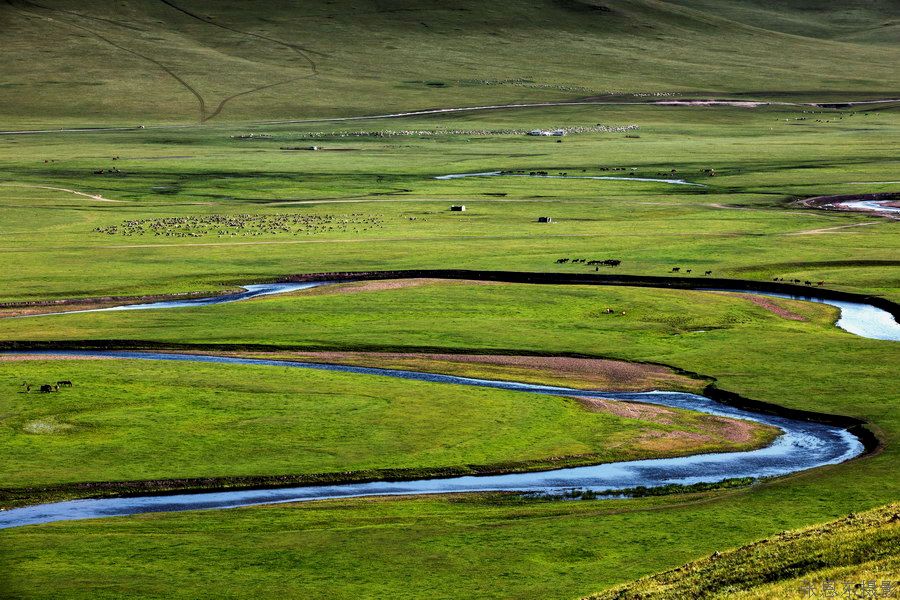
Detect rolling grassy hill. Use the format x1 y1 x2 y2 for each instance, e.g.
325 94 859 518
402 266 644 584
587 502 900 599
1 0 899 127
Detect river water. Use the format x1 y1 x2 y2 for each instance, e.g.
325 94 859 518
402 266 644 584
0 351 864 529
841 200 900 214
2 276 893 528
434 171 705 186
16 282 328 318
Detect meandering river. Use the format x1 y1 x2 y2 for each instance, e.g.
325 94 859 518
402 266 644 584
0 351 865 529
2 274 894 528
19 277 900 341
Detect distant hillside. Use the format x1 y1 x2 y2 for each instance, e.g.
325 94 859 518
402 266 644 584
586 502 900 600
1 0 899 126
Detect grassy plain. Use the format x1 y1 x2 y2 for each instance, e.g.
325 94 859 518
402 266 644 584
2 478 898 599
0 278 897 598
1 0 898 127
589 502 900 599
1 2 898 596
0 104 897 597
1 104 898 302
0 356 764 497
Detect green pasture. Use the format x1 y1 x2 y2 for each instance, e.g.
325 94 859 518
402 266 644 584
2 0 898 127
2 467 898 600
1 277 897 598
589 502 900 599
0 356 768 495
1 2 898 596
0 104 897 301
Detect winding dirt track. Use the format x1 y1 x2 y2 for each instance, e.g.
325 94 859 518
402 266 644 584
156 0 319 122
8 0 317 123
2 95 898 135
785 222 880 236
0 183 125 203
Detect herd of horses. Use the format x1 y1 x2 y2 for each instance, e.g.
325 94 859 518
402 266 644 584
21 381 72 393
556 260 720 276
670 267 714 275
773 277 826 286
556 258 622 267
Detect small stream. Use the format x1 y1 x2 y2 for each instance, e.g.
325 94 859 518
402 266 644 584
840 200 900 214
16 282 329 318
701 289 900 342
434 171 706 186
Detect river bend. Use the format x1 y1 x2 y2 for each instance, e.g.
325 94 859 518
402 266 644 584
2 275 893 527
0 350 865 529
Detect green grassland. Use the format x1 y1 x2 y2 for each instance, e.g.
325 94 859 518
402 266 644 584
1 1 898 597
1 472 897 599
0 103 898 302
2 0 898 127
0 102 897 600
0 278 897 598
0 356 768 498
589 502 900 599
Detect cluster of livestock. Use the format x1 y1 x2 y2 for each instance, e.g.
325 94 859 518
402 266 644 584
455 78 596 93
556 258 622 267
21 380 72 394
773 277 826 286
92 166 123 175
597 166 717 177
630 92 679 98
453 81 680 98
291 124 639 139
93 213 384 238
670 267 714 275
785 110 868 124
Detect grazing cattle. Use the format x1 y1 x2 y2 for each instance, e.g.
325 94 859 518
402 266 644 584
704 271 712 276
39 384 54 393
804 281 813 286
603 259 621 267
817 281 825 286
57 380 73 387
686 269 692 274
671 267 681 273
